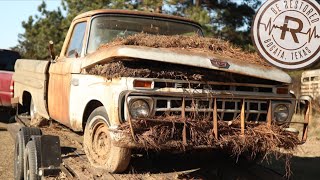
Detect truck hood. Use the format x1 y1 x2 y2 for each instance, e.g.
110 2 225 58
82 45 291 84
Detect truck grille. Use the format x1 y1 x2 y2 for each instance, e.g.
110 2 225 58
153 97 268 122
154 81 273 93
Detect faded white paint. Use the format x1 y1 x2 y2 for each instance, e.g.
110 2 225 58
13 59 50 119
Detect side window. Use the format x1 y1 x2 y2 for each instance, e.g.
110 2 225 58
66 22 87 57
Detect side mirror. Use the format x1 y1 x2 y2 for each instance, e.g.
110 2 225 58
67 49 79 58
48 41 56 63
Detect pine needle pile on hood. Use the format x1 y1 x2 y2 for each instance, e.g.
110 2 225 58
88 33 272 80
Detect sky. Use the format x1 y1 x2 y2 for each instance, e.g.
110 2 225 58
0 0 62 49
0 0 267 50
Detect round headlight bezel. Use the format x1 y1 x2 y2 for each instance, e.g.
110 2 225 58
129 99 151 119
273 104 290 123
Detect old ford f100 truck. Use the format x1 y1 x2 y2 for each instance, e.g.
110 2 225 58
12 9 311 176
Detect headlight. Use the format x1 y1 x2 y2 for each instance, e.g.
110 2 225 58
129 100 150 118
273 104 289 123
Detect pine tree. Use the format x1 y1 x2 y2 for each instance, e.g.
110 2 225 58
14 0 267 58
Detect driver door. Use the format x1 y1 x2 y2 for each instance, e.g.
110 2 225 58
48 21 87 126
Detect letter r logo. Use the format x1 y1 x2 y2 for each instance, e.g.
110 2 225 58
280 16 303 43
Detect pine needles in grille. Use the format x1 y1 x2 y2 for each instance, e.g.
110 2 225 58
118 117 300 177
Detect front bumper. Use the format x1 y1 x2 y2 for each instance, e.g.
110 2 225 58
109 93 312 150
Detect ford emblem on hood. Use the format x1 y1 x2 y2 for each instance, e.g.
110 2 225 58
210 58 230 69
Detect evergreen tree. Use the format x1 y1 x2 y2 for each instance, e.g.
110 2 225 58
14 2 65 59
15 0 281 58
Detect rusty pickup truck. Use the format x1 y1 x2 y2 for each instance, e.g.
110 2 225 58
12 9 310 174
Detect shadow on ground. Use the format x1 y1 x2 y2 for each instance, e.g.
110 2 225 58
0 108 15 124
263 155 320 180
126 150 285 180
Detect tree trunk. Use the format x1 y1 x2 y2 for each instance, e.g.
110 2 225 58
195 0 201 7
155 0 163 13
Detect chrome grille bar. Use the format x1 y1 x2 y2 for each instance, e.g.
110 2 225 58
153 97 268 121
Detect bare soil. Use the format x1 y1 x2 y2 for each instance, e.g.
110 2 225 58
0 111 14 180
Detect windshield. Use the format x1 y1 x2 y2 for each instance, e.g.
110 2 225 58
87 15 203 53
0 50 20 71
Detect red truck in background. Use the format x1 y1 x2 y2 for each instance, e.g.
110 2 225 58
0 49 20 109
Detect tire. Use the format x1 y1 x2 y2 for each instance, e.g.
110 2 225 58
83 106 131 173
14 127 42 180
24 140 41 180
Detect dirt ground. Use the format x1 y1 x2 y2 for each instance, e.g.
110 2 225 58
0 110 320 180
0 111 14 180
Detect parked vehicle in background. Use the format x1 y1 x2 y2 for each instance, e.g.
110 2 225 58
301 69 320 105
0 49 20 109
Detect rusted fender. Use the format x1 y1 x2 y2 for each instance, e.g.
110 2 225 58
81 45 291 84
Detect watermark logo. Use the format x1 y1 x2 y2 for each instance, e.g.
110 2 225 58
252 0 320 69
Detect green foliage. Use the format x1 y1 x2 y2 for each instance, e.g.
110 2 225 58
14 2 65 59
14 0 264 58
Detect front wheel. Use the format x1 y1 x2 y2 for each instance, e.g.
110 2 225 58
83 106 131 173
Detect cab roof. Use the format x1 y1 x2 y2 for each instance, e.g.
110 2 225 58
74 9 200 26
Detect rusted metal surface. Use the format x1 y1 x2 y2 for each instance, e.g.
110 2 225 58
125 92 137 142
81 45 291 83
267 101 272 127
48 73 72 126
302 100 312 142
73 9 200 26
48 59 79 126
240 99 245 136
213 99 218 139
182 97 187 145
47 51 84 127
